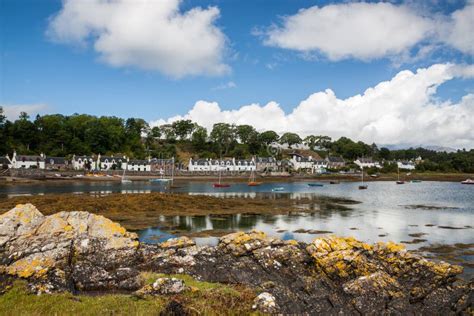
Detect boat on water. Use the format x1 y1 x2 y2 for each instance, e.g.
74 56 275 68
213 183 231 188
308 183 324 187
213 167 231 188
411 180 422 183
149 178 171 183
247 168 262 186
359 167 368 190
272 187 285 192
396 165 405 184
121 167 132 184
461 179 474 185
329 180 340 184
150 157 174 184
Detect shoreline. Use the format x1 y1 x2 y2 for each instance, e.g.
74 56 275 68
1 171 473 185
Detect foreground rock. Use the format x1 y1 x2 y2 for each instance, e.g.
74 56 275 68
1 204 472 314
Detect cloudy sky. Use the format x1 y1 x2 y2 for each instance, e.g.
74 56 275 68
1 0 473 148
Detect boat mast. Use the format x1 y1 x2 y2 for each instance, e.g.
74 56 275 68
171 156 174 183
122 160 127 180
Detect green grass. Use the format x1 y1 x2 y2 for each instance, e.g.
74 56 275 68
0 274 257 316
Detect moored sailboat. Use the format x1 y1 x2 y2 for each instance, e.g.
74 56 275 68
358 167 368 190
121 166 132 184
247 168 262 186
213 167 231 188
396 165 405 184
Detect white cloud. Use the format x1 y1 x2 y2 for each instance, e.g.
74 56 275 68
212 81 237 90
443 0 474 55
1 104 49 120
151 63 474 149
47 0 229 78
260 1 474 61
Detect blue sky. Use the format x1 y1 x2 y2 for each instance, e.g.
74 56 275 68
1 0 473 147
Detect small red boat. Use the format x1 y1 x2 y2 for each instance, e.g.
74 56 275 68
213 183 231 188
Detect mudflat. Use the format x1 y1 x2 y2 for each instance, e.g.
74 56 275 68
0 193 357 230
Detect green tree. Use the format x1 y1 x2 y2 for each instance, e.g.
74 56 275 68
160 124 176 142
172 120 194 140
150 126 162 139
259 130 279 145
303 135 319 150
210 123 236 156
12 112 37 152
236 125 257 144
191 126 208 151
280 132 302 149
379 147 391 160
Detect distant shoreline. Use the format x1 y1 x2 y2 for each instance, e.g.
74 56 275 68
0 171 472 185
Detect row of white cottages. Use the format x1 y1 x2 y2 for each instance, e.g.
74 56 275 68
2 152 171 172
354 157 417 170
188 154 343 173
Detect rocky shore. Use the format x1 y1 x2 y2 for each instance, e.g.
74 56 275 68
1 204 472 314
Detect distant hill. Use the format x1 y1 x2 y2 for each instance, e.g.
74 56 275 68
422 146 457 153
382 144 457 153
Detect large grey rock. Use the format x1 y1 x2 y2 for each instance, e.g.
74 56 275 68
0 204 141 293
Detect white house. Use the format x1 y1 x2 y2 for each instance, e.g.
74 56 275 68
72 155 97 170
127 159 151 172
45 157 69 170
6 151 45 169
256 157 277 172
354 157 381 169
188 157 256 172
234 159 256 172
97 154 127 170
312 159 328 174
289 153 314 172
188 158 212 172
397 161 416 170
210 158 234 172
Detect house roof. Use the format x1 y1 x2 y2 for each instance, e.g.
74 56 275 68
74 155 95 160
314 159 327 163
98 156 126 162
191 159 209 165
327 156 345 163
150 158 173 164
256 157 276 163
46 157 67 164
287 149 322 160
16 155 45 162
129 159 150 164
357 157 374 163
235 159 254 164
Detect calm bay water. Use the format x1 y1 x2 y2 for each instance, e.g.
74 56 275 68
1 180 473 276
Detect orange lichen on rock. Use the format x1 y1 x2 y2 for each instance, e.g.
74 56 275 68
6 255 55 279
160 236 195 249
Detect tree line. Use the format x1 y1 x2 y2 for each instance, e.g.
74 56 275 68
0 107 472 173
